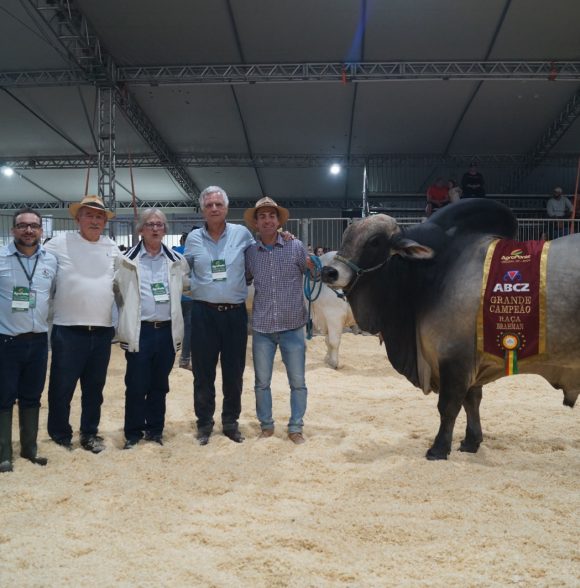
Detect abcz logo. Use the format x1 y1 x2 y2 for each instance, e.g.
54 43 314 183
492 269 530 292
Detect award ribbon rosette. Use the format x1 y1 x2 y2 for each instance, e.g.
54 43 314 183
477 239 550 375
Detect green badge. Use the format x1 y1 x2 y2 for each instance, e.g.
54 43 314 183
12 286 30 311
211 259 227 281
151 282 169 303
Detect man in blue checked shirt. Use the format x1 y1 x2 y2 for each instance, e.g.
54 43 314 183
0 208 57 472
244 197 311 444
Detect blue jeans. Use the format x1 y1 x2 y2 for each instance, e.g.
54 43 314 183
252 327 308 433
180 299 193 364
124 323 175 441
47 325 114 443
0 333 48 410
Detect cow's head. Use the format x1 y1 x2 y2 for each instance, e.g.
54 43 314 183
321 214 433 292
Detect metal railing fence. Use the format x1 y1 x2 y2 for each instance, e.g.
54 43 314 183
1 213 578 249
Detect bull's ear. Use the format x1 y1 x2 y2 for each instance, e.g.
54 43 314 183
392 238 434 259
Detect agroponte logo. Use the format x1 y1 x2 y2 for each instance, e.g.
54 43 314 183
500 248 531 262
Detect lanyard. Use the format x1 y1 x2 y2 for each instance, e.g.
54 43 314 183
15 253 39 288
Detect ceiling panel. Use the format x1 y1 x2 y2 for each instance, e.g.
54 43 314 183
3 0 580 210
0 0 71 69
76 0 239 65
236 84 355 154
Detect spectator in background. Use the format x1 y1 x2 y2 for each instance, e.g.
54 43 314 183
448 179 463 203
172 232 194 370
425 177 450 217
461 162 486 198
546 186 573 240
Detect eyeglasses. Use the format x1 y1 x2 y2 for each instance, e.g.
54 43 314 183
14 223 41 230
143 222 165 229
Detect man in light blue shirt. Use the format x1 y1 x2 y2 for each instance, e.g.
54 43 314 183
184 186 254 445
0 208 57 473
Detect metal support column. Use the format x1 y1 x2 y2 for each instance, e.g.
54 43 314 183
362 162 369 218
300 218 310 248
97 85 116 215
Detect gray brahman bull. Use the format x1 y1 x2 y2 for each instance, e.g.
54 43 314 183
321 198 580 460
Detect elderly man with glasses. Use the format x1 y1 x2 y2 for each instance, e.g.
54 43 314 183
0 208 57 472
114 209 189 449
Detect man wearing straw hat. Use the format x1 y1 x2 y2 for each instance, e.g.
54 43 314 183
44 195 118 454
244 197 310 444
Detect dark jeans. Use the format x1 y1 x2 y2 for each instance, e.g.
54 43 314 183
190 302 247 434
124 322 175 441
0 333 48 410
180 299 193 364
548 219 569 240
47 325 114 443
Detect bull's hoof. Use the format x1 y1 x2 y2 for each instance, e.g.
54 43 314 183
425 447 448 461
459 439 481 453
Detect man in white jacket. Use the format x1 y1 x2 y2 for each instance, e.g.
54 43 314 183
114 209 189 449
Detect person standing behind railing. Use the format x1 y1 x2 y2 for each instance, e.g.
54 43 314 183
546 186 573 240
461 162 486 199
425 177 450 217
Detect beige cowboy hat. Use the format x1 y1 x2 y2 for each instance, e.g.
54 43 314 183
69 194 115 219
243 196 289 232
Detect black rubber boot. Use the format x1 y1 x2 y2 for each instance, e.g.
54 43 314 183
19 406 48 467
0 409 14 473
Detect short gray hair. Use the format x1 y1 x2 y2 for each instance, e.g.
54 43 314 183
136 208 168 232
199 186 229 210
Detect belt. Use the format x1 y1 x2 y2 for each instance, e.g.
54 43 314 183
0 332 47 340
141 320 172 329
196 301 244 312
65 325 110 332
16 332 46 340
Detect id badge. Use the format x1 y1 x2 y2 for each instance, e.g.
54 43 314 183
211 259 227 281
151 282 169 303
12 286 30 311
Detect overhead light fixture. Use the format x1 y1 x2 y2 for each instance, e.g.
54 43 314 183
329 163 341 175
1 165 15 177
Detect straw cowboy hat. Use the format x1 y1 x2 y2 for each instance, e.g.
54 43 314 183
69 194 115 219
243 196 289 232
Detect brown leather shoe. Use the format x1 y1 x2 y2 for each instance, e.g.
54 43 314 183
288 432 305 445
259 428 274 438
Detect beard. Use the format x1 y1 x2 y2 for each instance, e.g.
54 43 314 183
14 236 40 249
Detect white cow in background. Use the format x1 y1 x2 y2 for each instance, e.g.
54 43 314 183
308 251 358 369
245 251 358 369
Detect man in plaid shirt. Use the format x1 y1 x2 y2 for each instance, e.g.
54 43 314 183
244 197 311 444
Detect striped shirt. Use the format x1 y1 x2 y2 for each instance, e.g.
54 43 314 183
0 242 57 335
245 235 308 333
